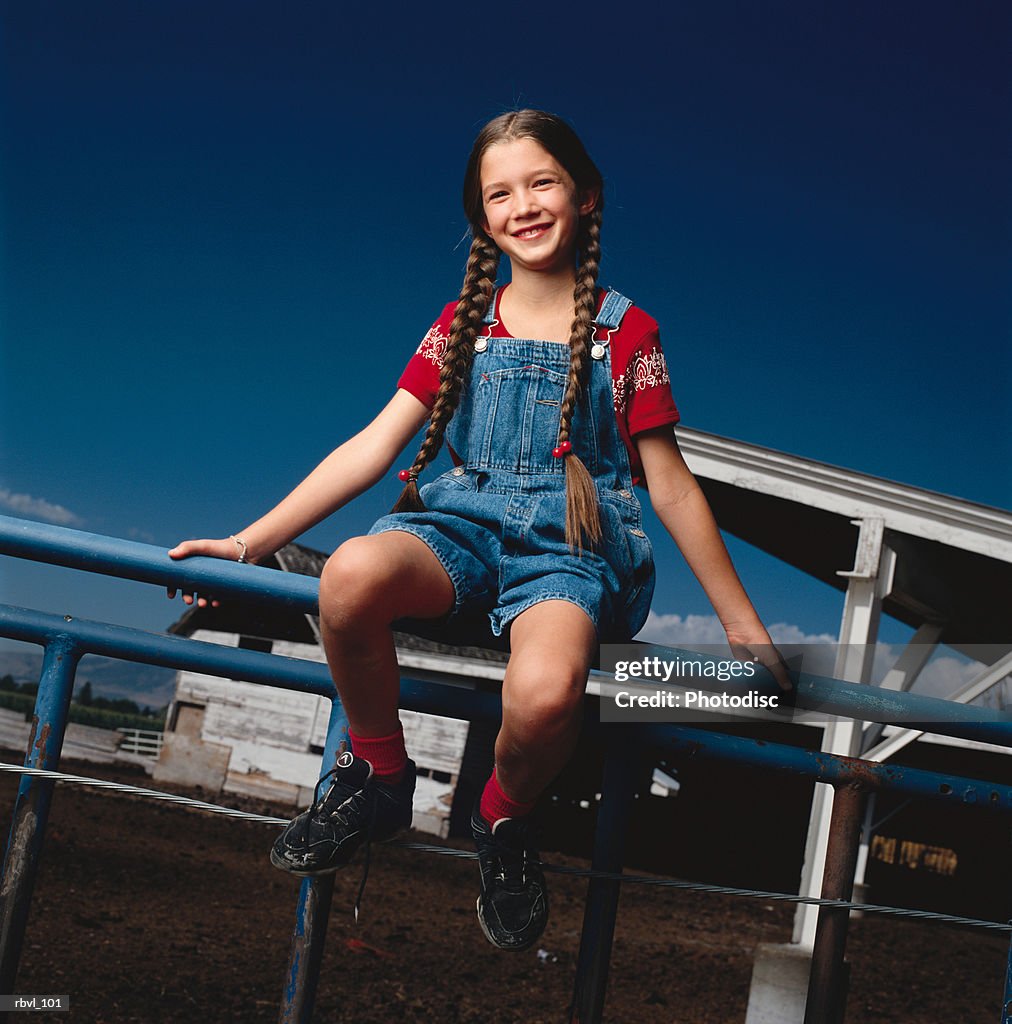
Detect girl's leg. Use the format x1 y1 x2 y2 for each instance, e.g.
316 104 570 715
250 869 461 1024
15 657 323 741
272 531 454 878
494 599 597 803
472 600 595 951
318 532 455 737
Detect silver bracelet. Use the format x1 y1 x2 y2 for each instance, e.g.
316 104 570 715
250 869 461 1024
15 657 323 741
229 535 249 563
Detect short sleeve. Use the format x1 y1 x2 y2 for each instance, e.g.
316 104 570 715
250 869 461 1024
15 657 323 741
618 325 680 436
396 302 456 409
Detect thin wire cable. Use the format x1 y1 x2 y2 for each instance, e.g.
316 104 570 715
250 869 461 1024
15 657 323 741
0 761 288 825
2 761 1008 933
396 841 1010 932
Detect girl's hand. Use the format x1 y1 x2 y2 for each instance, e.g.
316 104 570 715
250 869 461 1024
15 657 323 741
166 537 244 607
725 625 794 693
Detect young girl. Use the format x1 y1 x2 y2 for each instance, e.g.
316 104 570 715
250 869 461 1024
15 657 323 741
168 109 789 953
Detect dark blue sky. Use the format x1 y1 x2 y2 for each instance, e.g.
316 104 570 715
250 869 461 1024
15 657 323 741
2 1 1009 650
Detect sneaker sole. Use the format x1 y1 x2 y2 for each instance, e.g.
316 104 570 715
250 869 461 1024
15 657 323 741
475 895 542 953
270 845 350 877
269 827 409 878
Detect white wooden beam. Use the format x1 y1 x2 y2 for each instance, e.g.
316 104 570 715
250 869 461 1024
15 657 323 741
861 623 943 752
863 649 1012 763
792 518 894 948
677 427 1012 563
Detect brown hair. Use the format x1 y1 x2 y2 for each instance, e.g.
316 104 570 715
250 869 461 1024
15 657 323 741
392 110 605 551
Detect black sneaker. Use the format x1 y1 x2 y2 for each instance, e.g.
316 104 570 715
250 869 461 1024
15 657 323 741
270 751 416 876
471 803 548 952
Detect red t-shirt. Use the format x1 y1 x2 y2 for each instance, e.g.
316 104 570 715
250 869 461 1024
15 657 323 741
397 287 680 486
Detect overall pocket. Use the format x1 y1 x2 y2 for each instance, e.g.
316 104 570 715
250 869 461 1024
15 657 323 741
468 363 599 474
470 364 568 472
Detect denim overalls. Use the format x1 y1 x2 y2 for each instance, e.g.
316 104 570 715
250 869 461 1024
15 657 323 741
370 288 655 642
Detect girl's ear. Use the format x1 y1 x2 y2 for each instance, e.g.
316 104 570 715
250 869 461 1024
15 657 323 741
578 188 600 216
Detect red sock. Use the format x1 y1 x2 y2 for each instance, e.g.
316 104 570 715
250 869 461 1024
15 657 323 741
349 726 407 784
479 770 536 826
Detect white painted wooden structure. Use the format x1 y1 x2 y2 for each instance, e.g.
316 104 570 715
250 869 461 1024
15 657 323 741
674 428 1012 1023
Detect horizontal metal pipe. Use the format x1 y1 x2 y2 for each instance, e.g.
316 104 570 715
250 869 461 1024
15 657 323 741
0 514 318 612
4 517 1009 745
397 678 1012 810
0 605 336 699
636 723 1012 812
632 643 1012 747
3 605 1011 812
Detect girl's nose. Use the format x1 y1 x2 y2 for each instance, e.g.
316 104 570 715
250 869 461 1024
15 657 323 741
514 189 539 215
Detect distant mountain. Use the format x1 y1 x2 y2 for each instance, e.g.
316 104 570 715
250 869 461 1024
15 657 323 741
0 649 176 711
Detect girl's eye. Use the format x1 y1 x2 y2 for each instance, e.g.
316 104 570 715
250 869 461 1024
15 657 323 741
534 178 555 188
487 190 508 201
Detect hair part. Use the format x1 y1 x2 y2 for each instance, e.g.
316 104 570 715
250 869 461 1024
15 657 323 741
392 110 605 552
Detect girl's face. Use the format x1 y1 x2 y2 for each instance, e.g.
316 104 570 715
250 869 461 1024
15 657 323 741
479 137 598 277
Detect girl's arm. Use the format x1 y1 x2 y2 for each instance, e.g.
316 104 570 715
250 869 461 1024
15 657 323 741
167 389 429 603
636 426 792 690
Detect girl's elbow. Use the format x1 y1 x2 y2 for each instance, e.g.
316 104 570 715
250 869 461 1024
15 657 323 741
649 480 703 517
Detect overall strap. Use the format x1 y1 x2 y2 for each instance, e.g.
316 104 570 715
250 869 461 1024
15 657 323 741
482 287 633 328
594 289 633 331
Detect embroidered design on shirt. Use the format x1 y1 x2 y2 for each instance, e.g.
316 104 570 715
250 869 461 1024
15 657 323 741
416 324 449 366
614 348 671 416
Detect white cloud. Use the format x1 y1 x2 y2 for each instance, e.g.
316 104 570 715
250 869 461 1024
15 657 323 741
765 622 839 647
634 610 729 646
910 655 992 701
634 610 1006 706
635 610 837 650
0 488 83 527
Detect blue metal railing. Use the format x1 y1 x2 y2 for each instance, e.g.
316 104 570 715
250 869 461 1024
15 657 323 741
0 610 348 1022
0 516 319 612
1 513 1010 1022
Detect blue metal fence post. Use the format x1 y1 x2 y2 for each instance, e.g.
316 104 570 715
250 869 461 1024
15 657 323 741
279 697 349 1023
1003 923 1012 1024
0 633 82 991
570 728 639 1024
804 782 865 1024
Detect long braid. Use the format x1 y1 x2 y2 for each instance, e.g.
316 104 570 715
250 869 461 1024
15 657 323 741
558 205 604 551
390 234 500 513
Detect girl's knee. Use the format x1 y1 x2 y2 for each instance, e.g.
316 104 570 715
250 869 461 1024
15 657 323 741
319 537 397 631
504 662 586 735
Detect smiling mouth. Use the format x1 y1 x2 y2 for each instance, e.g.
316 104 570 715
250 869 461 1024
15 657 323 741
513 224 552 239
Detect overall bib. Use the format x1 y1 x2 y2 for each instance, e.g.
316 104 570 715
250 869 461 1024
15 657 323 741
370 289 655 642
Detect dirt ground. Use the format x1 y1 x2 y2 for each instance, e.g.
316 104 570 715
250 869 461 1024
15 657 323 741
0 754 1006 1024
